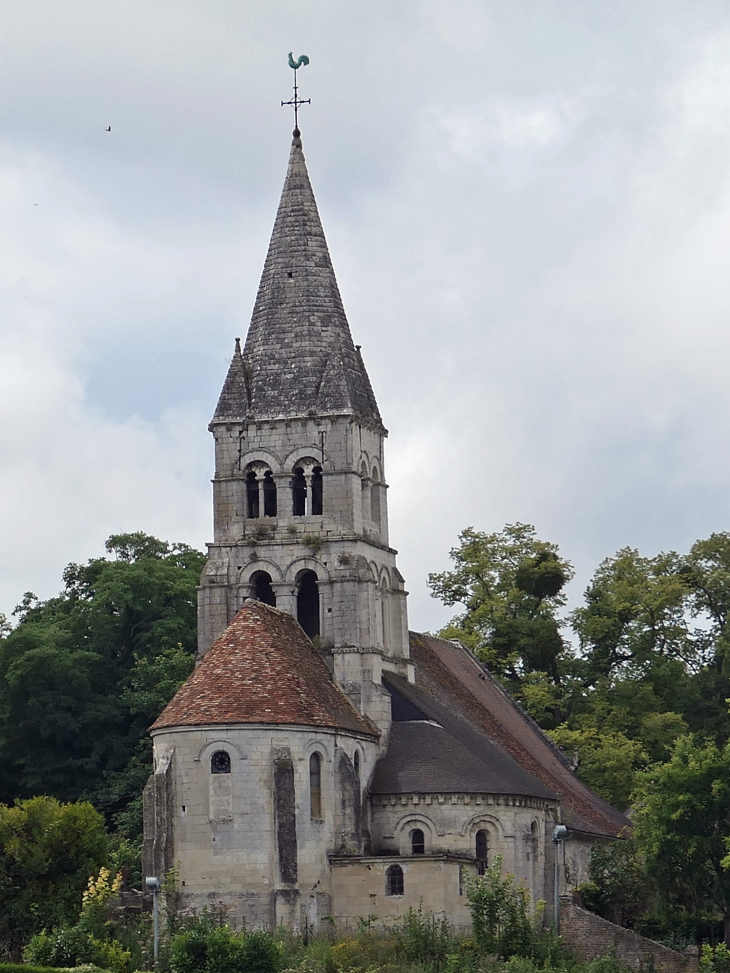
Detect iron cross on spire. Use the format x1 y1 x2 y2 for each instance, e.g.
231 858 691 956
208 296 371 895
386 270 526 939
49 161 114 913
281 53 310 133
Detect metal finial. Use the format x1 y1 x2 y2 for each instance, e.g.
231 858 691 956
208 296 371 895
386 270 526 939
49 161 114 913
281 53 310 132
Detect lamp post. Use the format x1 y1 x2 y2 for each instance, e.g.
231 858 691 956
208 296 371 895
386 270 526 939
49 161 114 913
552 825 570 933
145 876 161 967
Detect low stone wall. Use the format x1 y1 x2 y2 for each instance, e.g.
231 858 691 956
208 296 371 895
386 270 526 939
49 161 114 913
559 897 698 973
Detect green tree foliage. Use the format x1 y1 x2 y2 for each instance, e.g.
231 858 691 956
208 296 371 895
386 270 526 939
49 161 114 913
633 735 730 945
467 855 560 967
0 796 108 959
0 533 203 832
430 525 730 811
428 524 574 692
577 836 656 930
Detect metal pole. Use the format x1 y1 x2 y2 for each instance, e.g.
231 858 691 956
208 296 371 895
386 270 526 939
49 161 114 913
146 876 161 967
552 825 569 933
153 888 159 967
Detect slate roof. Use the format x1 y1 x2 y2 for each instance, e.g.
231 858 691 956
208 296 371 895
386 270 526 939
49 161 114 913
372 674 555 798
150 601 377 737
213 131 382 426
397 632 630 838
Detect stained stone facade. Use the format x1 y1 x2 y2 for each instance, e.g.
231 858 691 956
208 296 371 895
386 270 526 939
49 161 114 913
143 129 629 932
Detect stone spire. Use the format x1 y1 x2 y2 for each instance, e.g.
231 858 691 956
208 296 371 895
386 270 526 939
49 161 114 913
213 131 382 426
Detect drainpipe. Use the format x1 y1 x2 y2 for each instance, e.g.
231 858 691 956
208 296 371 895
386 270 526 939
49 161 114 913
552 825 570 933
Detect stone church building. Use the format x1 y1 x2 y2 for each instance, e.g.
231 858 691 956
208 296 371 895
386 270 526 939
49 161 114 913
143 127 628 932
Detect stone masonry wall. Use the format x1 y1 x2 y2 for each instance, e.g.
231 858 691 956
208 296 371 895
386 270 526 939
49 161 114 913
371 793 554 910
149 723 379 931
559 897 699 973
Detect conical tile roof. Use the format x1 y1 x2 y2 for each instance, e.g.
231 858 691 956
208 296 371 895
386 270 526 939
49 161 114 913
212 131 382 426
150 600 378 737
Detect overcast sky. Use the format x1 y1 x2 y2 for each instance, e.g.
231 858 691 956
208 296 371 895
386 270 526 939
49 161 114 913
2 0 730 633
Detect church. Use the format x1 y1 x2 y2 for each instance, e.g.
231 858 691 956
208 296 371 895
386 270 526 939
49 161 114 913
142 123 628 933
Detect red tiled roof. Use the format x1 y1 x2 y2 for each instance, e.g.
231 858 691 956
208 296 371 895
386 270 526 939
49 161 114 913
409 632 630 838
151 601 377 737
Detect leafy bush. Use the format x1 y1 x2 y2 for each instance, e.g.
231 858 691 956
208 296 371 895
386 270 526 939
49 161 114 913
24 926 131 973
394 908 452 969
466 856 534 959
701 944 730 973
0 797 109 959
169 917 280 973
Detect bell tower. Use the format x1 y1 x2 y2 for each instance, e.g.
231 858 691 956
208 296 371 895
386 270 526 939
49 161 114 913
198 129 410 731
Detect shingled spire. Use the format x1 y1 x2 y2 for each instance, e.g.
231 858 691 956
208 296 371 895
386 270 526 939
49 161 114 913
213 131 382 426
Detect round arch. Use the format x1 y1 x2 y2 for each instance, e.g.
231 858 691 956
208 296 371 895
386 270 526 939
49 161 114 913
237 447 283 473
237 559 285 584
393 813 438 855
282 447 335 474
460 812 504 838
284 556 332 584
196 738 246 764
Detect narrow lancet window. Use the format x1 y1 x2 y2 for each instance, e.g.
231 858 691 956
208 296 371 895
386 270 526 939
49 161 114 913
386 864 404 896
311 466 323 515
246 471 259 518
292 467 306 516
309 752 322 820
263 471 277 517
476 829 488 875
297 570 320 639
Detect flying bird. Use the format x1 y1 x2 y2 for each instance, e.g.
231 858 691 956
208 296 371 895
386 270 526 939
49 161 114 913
288 53 309 70
105 126 112 132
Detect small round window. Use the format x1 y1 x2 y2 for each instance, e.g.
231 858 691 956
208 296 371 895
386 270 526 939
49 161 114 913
211 750 231 774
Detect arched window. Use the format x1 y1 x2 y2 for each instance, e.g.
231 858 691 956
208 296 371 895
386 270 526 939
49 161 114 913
411 828 425 855
211 750 231 774
386 864 404 896
251 570 276 607
297 570 320 639
246 470 259 519
371 467 381 527
263 470 277 517
292 467 306 516
476 829 488 875
311 466 323 515
353 751 360 778
310 752 322 820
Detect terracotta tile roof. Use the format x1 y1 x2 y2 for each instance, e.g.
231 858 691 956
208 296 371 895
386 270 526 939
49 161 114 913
151 601 377 737
407 632 630 838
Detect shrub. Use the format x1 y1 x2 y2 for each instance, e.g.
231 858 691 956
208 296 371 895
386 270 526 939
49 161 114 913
169 918 280 973
701 944 730 973
23 926 131 973
466 856 533 959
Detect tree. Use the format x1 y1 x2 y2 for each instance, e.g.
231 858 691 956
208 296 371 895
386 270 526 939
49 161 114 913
0 796 108 959
0 533 205 832
633 735 730 945
571 548 694 685
547 726 647 811
428 524 574 695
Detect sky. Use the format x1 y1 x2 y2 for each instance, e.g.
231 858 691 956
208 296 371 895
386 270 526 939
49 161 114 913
2 0 730 633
